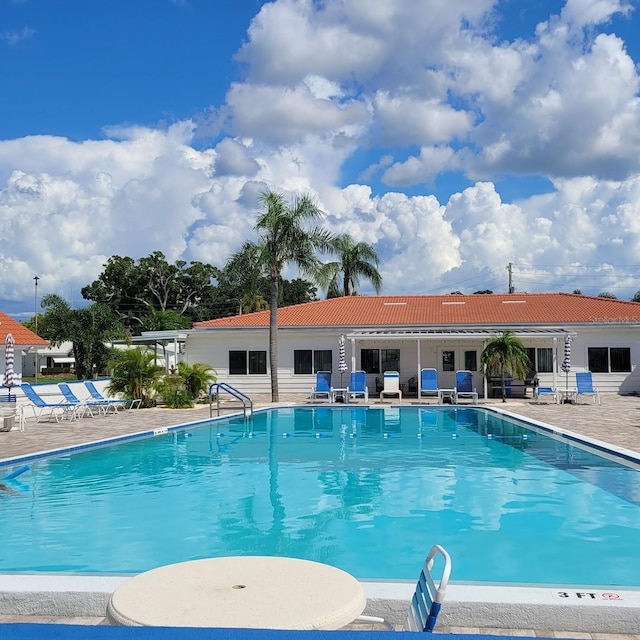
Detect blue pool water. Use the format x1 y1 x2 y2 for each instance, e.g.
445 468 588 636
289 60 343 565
1 406 639 586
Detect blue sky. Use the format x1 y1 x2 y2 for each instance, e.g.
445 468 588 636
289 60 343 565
1 0 640 319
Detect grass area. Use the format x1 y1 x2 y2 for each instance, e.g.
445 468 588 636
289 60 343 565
22 375 79 384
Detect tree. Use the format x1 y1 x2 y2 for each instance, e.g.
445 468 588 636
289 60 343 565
474 289 493 294
572 289 582 295
319 234 382 297
598 291 617 299
632 291 640 303
81 252 217 332
229 190 333 401
38 294 125 380
480 330 531 402
107 348 164 408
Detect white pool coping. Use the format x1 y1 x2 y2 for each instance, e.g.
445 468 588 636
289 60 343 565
1 575 639 633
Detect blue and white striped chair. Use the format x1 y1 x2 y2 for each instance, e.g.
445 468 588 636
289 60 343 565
358 544 451 632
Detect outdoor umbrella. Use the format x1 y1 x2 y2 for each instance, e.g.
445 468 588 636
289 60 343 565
3 332 16 400
561 334 571 399
338 334 348 388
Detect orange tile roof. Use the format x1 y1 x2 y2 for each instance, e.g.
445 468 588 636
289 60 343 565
194 293 640 329
0 311 48 346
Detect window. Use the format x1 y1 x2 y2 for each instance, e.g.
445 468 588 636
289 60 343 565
229 350 267 375
361 348 400 374
464 351 477 372
525 347 552 373
294 350 312 374
381 348 400 372
248 351 267 375
294 349 332 374
314 350 332 372
442 350 455 372
361 349 380 374
588 347 631 373
610 348 631 372
536 348 553 373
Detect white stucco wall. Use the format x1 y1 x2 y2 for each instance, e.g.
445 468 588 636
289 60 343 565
185 323 640 398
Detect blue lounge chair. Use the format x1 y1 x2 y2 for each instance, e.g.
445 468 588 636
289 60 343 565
58 383 110 417
534 386 558 404
419 368 440 401
454 370 478 404
575 372 601 405
84 381 141 411
347 370 369 403
358 544 451 632
379 370 402 401
310 371 332 402
20 383 77 422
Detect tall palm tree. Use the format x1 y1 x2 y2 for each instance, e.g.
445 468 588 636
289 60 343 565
480 330 531 402
229 190 333 401
319 234 382 296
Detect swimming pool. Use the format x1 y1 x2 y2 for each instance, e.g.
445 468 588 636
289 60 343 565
1 406 639 586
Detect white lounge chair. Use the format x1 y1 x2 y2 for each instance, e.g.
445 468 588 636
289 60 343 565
379 371 402 402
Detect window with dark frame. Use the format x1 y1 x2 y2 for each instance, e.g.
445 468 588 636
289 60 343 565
381 348 400 372
442 350 455 372
464 351 477 372
248 351 267 375
229 350 267 375
588 347 631 373
294 350 313 374
229 351 247 375
361 348 380 374
536 348 553 373
314 350 332 373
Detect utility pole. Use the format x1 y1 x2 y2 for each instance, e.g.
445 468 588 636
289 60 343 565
33 276 40 382
506 263 515 293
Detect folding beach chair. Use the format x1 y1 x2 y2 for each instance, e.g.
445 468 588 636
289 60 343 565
454 370 478 404
20 383 78 422
419 368 440 401
84 381 141 411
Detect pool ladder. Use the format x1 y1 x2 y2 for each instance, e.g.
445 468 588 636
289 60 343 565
209 383 253 419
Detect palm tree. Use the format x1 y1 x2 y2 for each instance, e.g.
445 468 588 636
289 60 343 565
228 190 333 401
177 362 217 401
107 348 164 408
319 234 382 296
480 330 531 402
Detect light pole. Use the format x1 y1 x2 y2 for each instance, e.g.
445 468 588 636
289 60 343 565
33 276 39 382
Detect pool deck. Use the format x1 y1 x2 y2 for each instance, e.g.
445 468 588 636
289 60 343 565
1 393 640 638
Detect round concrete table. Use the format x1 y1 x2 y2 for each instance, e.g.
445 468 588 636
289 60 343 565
106 556 366 630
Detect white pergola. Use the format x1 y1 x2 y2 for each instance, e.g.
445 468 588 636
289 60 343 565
345 327 574 397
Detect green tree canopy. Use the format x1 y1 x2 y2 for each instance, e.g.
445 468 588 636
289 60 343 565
107 347 164 408
81 252 218 332
597 291 617 299
39 294 126 380
318 234 382 297
480 330 531 403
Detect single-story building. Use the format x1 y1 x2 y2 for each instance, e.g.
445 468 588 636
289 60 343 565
1 311 48 385
189 293 640 398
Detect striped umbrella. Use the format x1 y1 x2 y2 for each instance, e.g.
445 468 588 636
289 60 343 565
3 332 16 395
561 334 571 395
338 334 348 388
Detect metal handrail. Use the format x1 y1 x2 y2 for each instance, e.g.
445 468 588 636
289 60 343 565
209 383 253 418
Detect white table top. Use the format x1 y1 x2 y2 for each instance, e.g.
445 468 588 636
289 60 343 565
106 556 366 630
